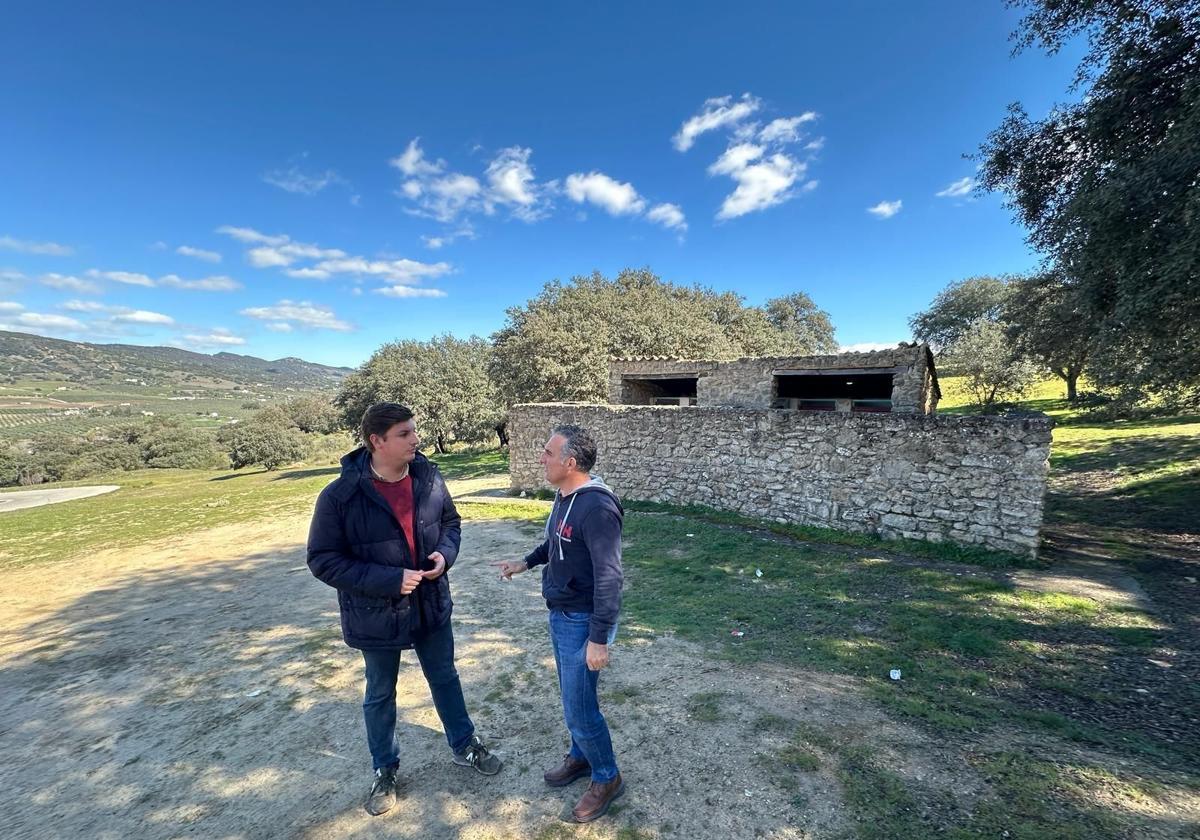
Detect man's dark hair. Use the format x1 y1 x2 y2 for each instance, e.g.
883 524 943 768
361 403 414 451
554 424 597 473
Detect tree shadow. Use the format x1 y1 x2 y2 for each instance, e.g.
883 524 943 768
273 466 341 482
0 538 559 839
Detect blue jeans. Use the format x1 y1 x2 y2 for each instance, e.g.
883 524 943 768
360 619 475 770
548 608 619 782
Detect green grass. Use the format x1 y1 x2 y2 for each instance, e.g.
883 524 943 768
685 690 725 722
0 449 522 570
623 499 1036 569
939 375 1200 538
619 510 1186 767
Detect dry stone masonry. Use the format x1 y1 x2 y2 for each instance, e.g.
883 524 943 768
508 403 1052 558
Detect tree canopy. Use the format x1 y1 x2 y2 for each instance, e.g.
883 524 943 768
335 334 502 451
978 0 1200 405
491 268 837 405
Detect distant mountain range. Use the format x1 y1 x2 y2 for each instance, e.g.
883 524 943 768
0 330 352 391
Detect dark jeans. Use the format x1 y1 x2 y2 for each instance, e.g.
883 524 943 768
361 619 474 770
548 608 619 782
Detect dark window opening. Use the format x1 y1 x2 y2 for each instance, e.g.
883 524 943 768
623 376 698 406
773 372 893 412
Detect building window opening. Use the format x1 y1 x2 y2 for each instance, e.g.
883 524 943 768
623 376 699 406
772 372 893 412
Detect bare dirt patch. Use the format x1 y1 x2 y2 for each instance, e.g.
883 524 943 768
0 506 988 840
0 485 120 513
3 504 1196 839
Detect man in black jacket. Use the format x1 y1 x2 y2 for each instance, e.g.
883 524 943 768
493 424 625 823
308 403 501 817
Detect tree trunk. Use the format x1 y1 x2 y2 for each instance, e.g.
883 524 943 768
1066 373 1079 401
435 435 446 454
495 423 509 447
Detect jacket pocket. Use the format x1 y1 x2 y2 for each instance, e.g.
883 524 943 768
343 593 403 641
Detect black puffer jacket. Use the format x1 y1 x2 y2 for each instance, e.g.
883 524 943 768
307 447 461 650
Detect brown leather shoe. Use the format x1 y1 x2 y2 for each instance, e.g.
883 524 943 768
543 753 590 787
571 774 624 823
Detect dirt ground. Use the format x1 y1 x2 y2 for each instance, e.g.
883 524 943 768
0 484 120 513
1 500 997 840
4 496 1197 839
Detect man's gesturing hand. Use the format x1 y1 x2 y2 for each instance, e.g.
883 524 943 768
400 568 424 595
586 641 609 671
490 560 527 580
422 551 446 580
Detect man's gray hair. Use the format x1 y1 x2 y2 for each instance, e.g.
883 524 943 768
554 424 597 473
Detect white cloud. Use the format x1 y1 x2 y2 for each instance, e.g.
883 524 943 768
374 285 449 298
262 165 343 195
564 171 646 216
394 140 557 229
313 256 452 284
758 113 818 144
159 274 242 291
39 273 102 294
240 299 353 332
680 96 820 221
180 328 246 347
218 228 346 269
673 94 762 152
486 146 549 221
415 173 485 223
112 309 174 325
389 139 445 177
17 312 85 329
265 321 293 333
422 226 476 250
867 200 903 219
0 301 24 314
646 203 688 233
81 268 239 292
936 177 975 198
219 225 450 295
839 341 902 353
214 226 288 246
247 247 292 268
87 269 156 287
0 235 73 256
710 147 803 220
283 267 331 280
61 300 120 313
176 245 222 263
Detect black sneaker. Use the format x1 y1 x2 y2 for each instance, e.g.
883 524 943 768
452 734 503 775
365 766 399 816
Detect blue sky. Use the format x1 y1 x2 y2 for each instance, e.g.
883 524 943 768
0 1 1085 368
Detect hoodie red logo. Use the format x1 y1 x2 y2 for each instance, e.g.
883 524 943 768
560 524 573 539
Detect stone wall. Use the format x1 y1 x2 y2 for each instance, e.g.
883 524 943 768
508 403 1052 557
609 346 939 413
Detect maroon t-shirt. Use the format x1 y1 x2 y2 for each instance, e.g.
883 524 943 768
372 476 417 564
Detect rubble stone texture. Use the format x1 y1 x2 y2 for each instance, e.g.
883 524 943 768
508 403 1052 558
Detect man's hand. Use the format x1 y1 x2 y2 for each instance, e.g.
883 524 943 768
586 641 609 671
490 559 528 581
422 551 446 580
400 568 424 595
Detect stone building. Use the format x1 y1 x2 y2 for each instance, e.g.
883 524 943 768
609 344 940 415
508 344 1052 558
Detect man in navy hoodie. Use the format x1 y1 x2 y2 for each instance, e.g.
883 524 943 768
493 424 625 823
308 403 502 817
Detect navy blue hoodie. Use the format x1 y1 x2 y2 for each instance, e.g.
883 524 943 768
523 476 624 645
